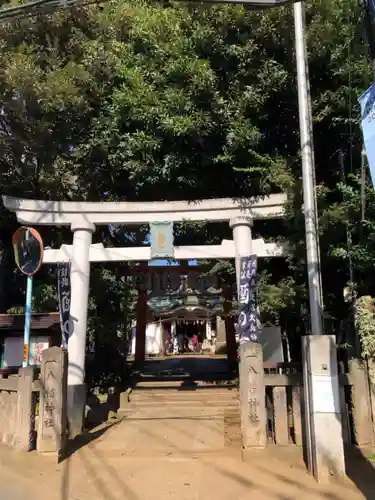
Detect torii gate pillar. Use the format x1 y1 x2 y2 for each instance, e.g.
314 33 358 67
135 287 147 363
67 218 95 438
230 216 267 449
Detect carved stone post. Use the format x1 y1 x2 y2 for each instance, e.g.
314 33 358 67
239 342 267 451
37 347 68 460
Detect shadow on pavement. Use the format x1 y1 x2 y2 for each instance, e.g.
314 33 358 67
62 419 123 461
344 446 375 499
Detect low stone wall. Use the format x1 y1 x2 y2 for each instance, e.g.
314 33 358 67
0 347 68 458
0 378 18 447
253 360 374 447
0 367 38 451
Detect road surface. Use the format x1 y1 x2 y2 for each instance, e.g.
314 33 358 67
0 479 27 500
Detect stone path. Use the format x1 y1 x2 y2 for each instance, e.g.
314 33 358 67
0 355 372 500
0 408 373 500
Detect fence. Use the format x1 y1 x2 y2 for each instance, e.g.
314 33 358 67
264 360 375 447
0 347 68 458
0 368 39 451
1 353 374 454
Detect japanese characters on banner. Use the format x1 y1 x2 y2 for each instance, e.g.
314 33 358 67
57 262 71 349
237 254 259 344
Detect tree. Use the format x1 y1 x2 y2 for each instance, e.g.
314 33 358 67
0 0 374 366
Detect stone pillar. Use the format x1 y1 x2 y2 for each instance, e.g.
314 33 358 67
37 347 68 460
205 321 211 340
135 288 147 362
302 335 345 483
67 218 94 438
159 321 165 355
239 342 267 451
15 366 36 452
229 217 267 451
171 320 176 336
229 216 253 290
349 359 374 445
215 316 226 354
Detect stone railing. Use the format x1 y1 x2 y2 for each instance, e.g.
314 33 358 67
0 347 68 458
264 360 374 446
0 368 39 451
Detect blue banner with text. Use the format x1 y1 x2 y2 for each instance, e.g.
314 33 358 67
236 254 259 344
359 83 375 188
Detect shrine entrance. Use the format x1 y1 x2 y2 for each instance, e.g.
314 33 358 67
3 193 286 436
127 264 239 372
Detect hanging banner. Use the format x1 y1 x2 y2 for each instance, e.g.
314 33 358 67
236 254 259 343
150 221 174 259
57 262 71 349
358 83 375 187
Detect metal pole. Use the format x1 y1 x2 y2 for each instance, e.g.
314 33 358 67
294 1 324 336
361 148 367 222
363 0 375 81
23 274 33 367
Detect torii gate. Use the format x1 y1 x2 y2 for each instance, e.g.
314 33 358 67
43 238 287 367
3 193 286 435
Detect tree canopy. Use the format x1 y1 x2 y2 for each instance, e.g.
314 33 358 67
0 0 373 366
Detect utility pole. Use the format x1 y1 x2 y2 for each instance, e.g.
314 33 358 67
294 1 345 482
363 0 375 80
294 1 324 336
0 0 346 483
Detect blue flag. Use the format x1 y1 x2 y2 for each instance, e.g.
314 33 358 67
359 83 375 187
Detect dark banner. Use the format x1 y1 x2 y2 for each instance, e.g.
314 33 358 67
57 262 71 349
237 254 259 343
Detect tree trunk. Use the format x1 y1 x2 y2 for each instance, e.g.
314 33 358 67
0 239 13 312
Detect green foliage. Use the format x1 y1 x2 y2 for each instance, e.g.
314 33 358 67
354 296 375 359
258 272 297 324
1 0 375 359
354 296 375 382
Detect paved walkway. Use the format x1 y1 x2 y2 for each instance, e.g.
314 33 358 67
0 355 372 500
0 410 373 500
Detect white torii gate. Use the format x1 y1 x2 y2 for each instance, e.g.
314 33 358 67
3 193 286 435
42 238 286 263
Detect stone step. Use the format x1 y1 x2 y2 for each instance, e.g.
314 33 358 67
119 404 239 411
130 390 239 399
131 382 237 393
128 398 239 406
129 398 239 406
126 400 239 410
134 382 238 390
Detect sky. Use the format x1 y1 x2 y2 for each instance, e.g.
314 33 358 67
149 259 198 267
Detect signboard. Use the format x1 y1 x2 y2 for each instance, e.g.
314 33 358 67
359 83 375 188
12 226 44 275
236 255 259 343
57 262 71 349
150 221 174 259
311 375 340 414
23 343 28 364
1 337 23 368
0 336 50 368
29 337 50 366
